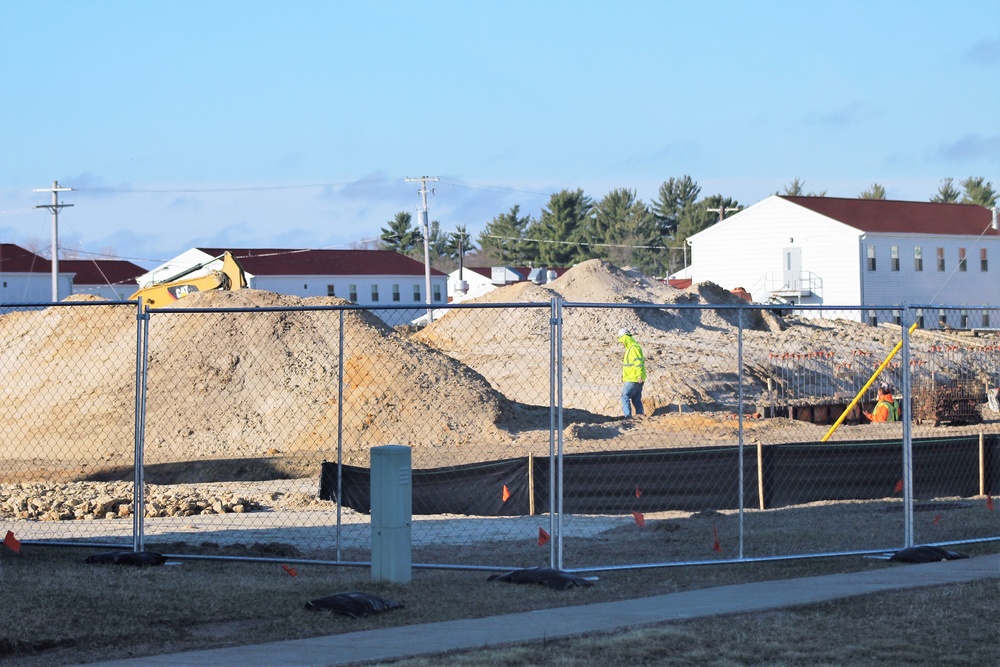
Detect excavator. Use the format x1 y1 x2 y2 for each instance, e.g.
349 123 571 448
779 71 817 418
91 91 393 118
129 251 248 308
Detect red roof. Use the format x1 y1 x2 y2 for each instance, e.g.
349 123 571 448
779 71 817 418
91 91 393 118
0 245 146 285
780 196 998 237
197 248 446 277
462 267 493 279
0 244 50 272
60 259 147 285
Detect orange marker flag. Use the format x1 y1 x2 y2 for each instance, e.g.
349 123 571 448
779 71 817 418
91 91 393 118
712 525 722 552
281 564 298 577
634 485 642 498
893 479 904 493
987 495 995 512
632 510 645 527
537 527 550 547
4 530 21 554
502 485 511 503
932 513 942 525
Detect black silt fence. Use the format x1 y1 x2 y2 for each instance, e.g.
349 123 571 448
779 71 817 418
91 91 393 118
321 434 999 516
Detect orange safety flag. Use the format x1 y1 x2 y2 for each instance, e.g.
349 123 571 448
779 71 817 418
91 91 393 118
635 485 642 498
4 530 21 554
712 525 722 552
537 527 550 547
502 485 511 503
988 495 995 512
281 564 298 577
632 510 645 527
893 479 904 493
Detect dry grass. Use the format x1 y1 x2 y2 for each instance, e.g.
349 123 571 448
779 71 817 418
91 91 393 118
1 540 998 667
380 580 1000 666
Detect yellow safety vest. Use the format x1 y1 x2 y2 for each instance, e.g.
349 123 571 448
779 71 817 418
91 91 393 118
620 335 647 383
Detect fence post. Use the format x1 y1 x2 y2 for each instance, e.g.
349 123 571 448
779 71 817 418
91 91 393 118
737 305 746 558
132 302 150 553
901 303 914 548
980 433 986 498
551 296 564 570
336 309 345 562
757 440 765 511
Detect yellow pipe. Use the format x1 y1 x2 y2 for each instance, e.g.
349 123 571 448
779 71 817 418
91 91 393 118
820 321 918 442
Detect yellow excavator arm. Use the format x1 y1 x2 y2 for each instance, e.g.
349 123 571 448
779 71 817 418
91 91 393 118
130 251 248 308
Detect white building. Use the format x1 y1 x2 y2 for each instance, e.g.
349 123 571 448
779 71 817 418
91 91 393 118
1 243 144 304
684 196 999 326
447 265 567 301
137 248 449 326
60 258 147 300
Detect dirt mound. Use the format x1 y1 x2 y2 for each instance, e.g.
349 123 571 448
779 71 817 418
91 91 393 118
0 289 515 472
413 259 780 411
3 260 996 485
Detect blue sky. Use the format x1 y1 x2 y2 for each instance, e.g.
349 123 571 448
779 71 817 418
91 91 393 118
1 0 998 269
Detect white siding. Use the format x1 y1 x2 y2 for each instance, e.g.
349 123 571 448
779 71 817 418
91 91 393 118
254 274 448 326
0 273 75 303
687 195 999 328
860 233 1000 322
447 269 494 299
688 197 863 306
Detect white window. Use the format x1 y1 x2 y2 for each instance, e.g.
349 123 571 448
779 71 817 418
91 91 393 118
914 246 923 271
867 245 876 271
890 246 899 271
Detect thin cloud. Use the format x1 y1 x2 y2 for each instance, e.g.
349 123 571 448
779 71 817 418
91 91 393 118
937 133 1000 162
964 38 1000 65
622 141 700 168
167 196 203 211
810 103 877 128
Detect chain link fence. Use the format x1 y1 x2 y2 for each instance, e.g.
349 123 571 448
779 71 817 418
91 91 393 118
1 297 997 571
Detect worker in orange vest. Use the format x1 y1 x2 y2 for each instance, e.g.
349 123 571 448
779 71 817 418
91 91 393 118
865 383 899 422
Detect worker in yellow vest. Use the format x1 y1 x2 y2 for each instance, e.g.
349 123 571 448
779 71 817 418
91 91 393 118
618 328 647 418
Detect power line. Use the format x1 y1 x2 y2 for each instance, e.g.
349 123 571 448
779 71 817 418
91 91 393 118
74 180 375 194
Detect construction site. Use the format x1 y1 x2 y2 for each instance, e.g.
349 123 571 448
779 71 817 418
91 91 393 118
0 259 998 568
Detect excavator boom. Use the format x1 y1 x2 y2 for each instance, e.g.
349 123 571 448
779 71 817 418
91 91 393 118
130 251 247 308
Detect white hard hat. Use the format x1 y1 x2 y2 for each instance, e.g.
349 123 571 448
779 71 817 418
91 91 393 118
618 328 630 337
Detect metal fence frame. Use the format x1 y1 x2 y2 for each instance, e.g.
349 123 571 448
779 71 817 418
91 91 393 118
2 298 997 571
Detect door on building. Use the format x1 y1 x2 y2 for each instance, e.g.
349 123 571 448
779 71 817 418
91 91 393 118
783 247 801 291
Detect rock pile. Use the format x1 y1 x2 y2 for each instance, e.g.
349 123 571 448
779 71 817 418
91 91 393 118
0 481 284 521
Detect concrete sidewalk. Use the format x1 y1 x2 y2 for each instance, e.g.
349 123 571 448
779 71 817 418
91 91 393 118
79 553 999 667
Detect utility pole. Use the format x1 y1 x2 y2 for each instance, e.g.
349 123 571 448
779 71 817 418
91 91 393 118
33 180 74 301
404 175 439 323
707 205 740 223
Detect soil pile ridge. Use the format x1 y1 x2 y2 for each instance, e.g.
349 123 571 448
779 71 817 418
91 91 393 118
0 290 514 474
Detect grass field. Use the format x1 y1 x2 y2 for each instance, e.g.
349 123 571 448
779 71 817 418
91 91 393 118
1 541 997 666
